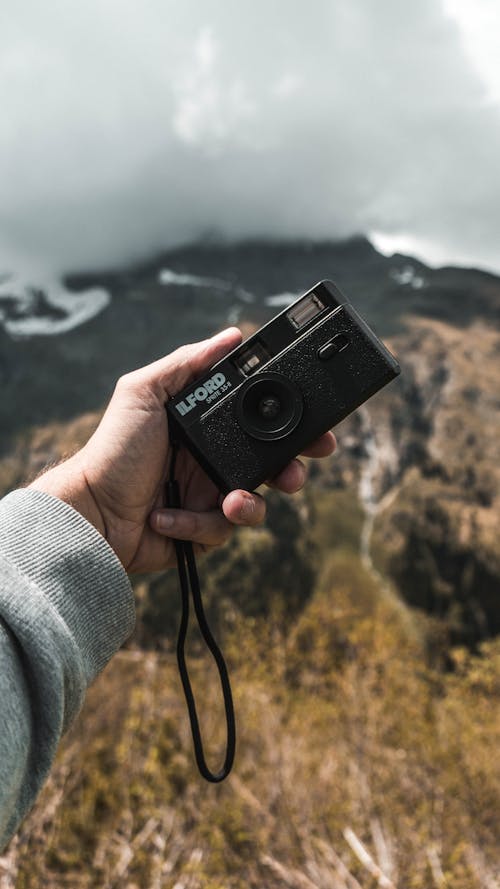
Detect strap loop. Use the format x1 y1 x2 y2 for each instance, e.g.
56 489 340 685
166 444 236 783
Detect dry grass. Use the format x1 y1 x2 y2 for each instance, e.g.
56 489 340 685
2 553 500 889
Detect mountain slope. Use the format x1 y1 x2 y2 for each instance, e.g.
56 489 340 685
1 236 499 643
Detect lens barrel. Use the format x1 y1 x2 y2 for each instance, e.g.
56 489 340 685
236 372 303 441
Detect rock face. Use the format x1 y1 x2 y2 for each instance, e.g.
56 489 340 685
326 310 500 645
367 318 500 643
1 236 499 643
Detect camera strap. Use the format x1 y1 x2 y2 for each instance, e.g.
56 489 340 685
166 441 236 783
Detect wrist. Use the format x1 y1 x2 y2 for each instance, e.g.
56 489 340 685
28 453 107 539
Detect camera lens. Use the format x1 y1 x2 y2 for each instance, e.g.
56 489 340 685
258 394 281 420
236 372 303 441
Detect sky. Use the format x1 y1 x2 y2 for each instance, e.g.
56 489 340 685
1 0 500 277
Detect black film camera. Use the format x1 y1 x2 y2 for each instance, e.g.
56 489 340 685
167 280 400 492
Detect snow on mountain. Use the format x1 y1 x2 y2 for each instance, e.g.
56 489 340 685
158 268 232 289
0 274 110 337
389 265 425 289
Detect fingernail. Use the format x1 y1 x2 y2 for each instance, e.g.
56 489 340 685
239 495 255 521
156 512 175 531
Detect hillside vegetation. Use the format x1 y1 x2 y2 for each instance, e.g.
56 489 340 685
1 439 499 886
3 547 500 888
1 239 500 886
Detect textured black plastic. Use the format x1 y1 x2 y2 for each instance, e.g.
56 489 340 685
172 300 399 493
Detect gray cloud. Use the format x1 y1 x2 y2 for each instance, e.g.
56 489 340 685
1 0 499 275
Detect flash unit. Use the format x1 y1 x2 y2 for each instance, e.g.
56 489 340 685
286 292 326 330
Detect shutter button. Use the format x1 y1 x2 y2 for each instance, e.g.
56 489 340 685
318 333 350 360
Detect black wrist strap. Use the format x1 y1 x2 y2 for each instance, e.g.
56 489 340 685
166 443 236 783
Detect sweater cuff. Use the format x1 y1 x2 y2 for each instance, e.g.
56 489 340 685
0 488 135 685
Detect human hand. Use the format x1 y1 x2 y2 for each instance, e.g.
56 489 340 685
30 328 336 573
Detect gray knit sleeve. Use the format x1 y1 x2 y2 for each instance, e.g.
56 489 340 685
0 489 135 850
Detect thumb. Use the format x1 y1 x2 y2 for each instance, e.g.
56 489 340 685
134 327 242 400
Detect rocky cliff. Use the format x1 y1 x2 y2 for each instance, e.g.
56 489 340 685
1 236 499 644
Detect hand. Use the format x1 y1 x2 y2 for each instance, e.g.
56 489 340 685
30 328 336 573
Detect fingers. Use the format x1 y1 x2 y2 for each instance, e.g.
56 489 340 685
150 507 234 547
221 432 336 515
222 448 324 518
132 327 243 400
300 431 337 458
150 490 267 546
221 490 266 526
267 458 307 493
265 434 336 492
150 430 337 544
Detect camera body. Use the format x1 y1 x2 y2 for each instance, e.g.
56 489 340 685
167 280 400 493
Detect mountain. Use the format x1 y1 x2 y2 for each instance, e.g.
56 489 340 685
1 235 499 643
3 237 500 885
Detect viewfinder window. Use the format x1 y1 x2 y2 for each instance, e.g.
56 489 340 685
234 340 271 377
286 293 325 331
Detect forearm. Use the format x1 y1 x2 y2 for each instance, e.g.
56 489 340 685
0 489 135 850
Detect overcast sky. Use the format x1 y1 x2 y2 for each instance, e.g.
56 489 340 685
1 0 500 277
